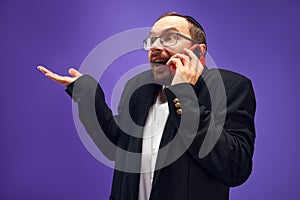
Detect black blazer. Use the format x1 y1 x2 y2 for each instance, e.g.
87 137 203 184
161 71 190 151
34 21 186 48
66 67 256 200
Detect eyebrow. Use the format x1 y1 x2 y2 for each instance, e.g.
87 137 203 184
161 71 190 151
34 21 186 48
150 27 180 36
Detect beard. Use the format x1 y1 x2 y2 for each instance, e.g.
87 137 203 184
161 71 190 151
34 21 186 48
151 63 174 86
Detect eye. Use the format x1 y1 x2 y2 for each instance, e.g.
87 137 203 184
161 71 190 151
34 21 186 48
162 33 175 42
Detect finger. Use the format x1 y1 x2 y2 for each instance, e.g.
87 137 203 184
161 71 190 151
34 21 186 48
183 48 199 60
42 68 71 84
44 71 64 82
170 53 190 67
183 48 198 67
37 65 52 75
47 75 75 86
68 68 82 77
37 65 63 79
166 57 184 69
37 65 63 82
47 74 76 86
184 48 203 73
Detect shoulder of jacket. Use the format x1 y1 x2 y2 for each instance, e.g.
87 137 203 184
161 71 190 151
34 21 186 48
205 68 253 88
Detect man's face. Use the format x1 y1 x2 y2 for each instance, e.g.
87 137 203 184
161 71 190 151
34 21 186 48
148 16 194 85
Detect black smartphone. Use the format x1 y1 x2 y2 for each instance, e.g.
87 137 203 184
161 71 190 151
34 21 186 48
193 46 202 58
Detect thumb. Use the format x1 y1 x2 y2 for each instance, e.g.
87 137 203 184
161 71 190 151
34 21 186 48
68 68 82 77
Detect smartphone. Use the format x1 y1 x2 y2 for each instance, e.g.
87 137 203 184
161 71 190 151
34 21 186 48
170 47 202 74
193 46 202 58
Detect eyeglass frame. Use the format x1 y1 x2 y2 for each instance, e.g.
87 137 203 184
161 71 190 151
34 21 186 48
143 32 199 51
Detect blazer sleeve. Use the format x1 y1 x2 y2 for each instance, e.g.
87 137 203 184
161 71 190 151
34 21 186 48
164 74 256 187
65 74 130 161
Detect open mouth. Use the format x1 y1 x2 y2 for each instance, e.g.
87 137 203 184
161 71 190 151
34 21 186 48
152 60 168 67
154 60 167 64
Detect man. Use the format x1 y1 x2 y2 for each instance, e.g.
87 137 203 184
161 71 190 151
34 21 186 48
38 12 256 200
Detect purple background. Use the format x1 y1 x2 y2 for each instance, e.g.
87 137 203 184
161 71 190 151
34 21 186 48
1 0 299 199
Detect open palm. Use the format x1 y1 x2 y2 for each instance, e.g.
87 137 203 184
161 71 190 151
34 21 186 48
37 66 82 86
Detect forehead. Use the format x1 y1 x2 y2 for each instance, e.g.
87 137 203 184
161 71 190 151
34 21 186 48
151 16 190 36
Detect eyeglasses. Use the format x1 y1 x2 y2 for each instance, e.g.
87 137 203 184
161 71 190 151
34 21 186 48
143 32 198 50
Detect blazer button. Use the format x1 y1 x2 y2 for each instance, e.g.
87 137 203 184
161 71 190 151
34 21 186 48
176 109 183 115
173 98 179 103
175 102 181 108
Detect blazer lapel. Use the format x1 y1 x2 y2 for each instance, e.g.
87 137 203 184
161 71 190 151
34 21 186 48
129 83 161 126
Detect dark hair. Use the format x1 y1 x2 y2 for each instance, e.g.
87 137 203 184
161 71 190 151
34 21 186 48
156 12 207 49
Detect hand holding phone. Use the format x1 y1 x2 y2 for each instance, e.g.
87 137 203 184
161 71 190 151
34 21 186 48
169 46 202 75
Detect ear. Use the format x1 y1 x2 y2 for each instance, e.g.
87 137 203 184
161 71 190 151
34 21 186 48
199 44 206 56
198 44 206 67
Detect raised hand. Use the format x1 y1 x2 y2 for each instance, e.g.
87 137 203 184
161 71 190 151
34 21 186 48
37 66 82 87
167 46 204 86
